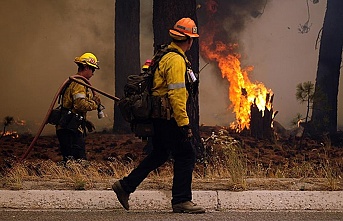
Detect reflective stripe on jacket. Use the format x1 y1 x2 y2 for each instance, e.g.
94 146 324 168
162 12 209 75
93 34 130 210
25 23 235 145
151 42 189 127
62 81 98 116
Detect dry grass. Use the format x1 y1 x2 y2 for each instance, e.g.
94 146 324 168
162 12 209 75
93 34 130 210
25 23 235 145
320 136 342 190
0 130 342 191
0 159 137 190
200 133 247 189
1 155 342 191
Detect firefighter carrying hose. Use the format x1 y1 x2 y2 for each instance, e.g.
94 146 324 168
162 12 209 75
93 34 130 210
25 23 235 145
56 52 102 162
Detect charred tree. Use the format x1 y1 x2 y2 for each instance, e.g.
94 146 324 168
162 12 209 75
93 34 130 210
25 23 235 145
153 0 202 154
113 0 141 132
311 0 343 135
250 94 274 140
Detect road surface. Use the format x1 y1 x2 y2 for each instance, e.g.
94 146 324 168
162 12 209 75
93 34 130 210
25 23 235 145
1 209 343 221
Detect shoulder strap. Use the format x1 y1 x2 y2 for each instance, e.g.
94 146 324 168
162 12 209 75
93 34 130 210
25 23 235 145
58 80 73 108
148 45 187 75
141 45 189 94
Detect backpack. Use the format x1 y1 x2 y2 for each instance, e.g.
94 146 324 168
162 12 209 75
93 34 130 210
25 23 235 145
47 81 72 126
118 45 185 138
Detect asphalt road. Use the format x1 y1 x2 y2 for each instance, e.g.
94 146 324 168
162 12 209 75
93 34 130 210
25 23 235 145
1 209 343 221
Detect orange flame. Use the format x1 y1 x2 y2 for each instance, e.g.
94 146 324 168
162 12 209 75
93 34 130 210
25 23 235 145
200 22 273 132
1 131 19 138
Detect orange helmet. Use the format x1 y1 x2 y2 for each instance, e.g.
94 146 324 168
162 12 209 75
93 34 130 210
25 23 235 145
169 17 199 40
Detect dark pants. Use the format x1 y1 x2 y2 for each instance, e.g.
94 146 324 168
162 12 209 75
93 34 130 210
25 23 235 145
120 118 196 205
56 129 86 161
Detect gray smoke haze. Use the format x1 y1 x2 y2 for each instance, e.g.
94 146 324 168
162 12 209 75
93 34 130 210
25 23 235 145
1 0 341 135
0 0 114 135
196 0 342 129
197 0 272 127
198 0 269 45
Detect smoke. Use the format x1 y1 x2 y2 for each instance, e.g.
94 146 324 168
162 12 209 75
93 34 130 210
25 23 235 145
140 0 154 61
1 1 337 134
197 0 270 127
197 0 268 49
0 0 114 135
197 0 332 128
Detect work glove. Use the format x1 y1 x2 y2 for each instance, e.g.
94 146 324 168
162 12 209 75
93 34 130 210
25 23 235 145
85 120 95 133
180 124 193 141
92 95 101 106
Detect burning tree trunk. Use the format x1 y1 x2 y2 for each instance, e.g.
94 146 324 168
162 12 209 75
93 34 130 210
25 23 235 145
250 93 274 140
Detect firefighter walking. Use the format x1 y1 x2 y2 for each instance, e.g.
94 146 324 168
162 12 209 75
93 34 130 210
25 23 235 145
56 52 101 162
112 18 205 213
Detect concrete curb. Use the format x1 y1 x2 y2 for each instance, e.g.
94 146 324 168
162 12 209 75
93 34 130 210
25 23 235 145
1 190 342 211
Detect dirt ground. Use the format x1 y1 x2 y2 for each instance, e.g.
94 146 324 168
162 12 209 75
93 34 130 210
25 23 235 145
0 126 342 191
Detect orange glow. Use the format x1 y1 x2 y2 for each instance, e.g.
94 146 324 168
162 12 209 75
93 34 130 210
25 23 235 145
16 119 26 126
1 131 19 138
200 23 273 132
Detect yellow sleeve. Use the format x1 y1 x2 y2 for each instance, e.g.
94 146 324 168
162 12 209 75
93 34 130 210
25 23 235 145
163 53 189 127
70 82 98 112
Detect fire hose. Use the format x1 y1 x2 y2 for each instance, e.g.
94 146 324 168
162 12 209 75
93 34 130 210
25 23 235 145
68 76 120 101
19 75 120 161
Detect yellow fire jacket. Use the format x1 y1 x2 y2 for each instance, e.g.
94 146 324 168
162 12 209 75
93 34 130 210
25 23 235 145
61 81 98 116
151 42 189 127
